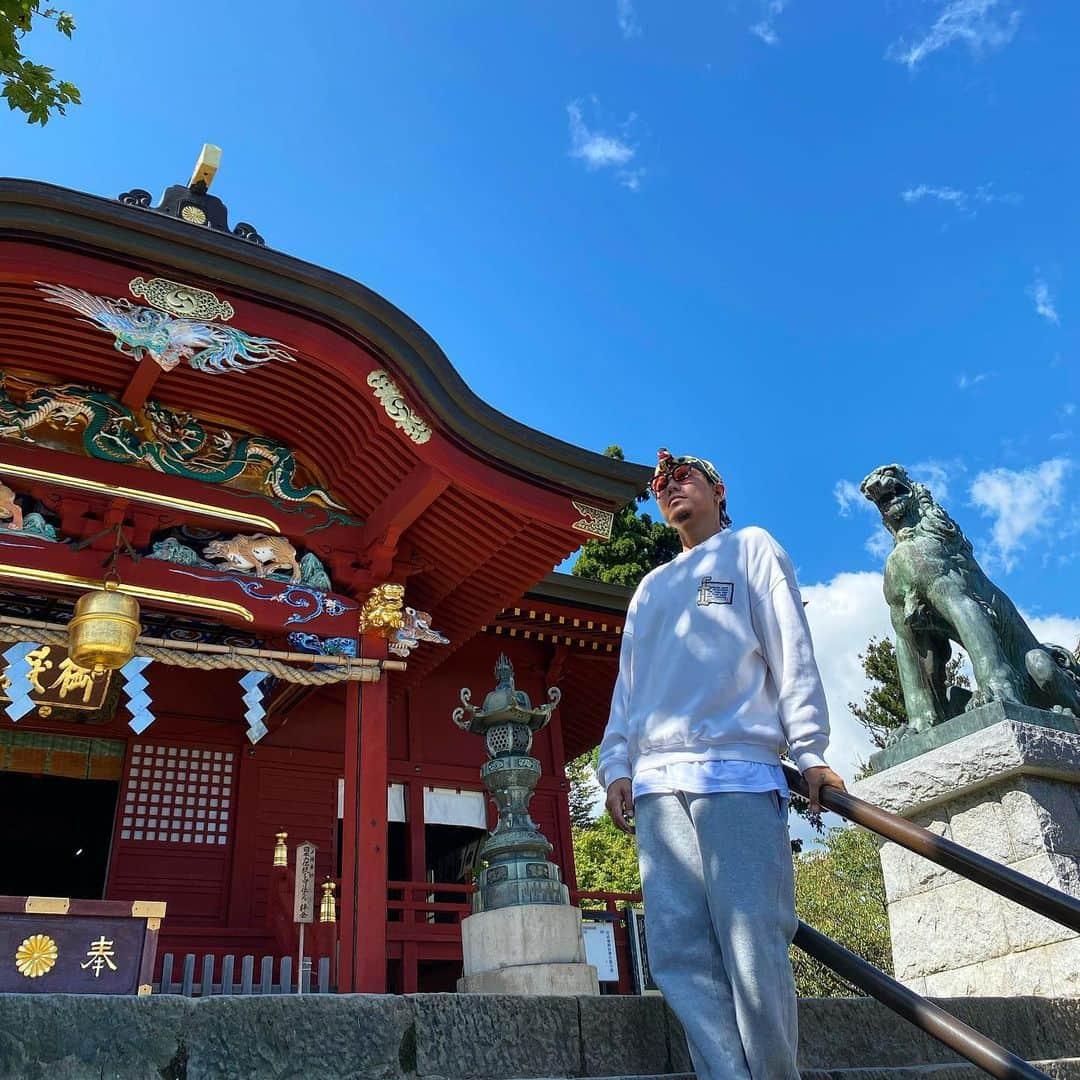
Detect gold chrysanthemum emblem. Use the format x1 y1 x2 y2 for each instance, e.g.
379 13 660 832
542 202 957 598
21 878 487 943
15 934 58 978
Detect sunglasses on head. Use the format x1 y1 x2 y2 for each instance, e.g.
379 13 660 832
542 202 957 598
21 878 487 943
650 462 699 496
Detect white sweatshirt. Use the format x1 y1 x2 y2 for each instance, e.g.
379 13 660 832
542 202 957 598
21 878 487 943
597 526 830 790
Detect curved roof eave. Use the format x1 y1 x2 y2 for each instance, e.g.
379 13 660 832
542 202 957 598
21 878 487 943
0 177 652 506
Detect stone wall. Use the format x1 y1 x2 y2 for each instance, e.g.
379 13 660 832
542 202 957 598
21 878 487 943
1 992 1077 1079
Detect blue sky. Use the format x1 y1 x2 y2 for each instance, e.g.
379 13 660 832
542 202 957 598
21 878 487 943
5 0 1079 780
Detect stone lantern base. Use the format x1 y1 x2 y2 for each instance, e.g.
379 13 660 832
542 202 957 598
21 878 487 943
456 904 599 995
852 704 1080 998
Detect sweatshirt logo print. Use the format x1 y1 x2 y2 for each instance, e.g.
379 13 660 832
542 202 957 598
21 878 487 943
697 577 734 606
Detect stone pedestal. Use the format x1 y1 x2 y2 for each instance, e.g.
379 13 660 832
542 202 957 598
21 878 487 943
456 903 599 995
853 706 1080 998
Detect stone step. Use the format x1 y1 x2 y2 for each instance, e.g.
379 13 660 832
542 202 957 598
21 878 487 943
800 1061 1080 1079
528 1065 1080 1080
797 996 1080 1070
1 993 1075 1079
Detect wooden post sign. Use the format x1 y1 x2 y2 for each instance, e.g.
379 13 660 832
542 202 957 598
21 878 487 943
293 841 316 995
293 842 316 924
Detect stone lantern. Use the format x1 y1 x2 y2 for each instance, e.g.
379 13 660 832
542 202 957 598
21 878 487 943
452 652 566 910
452 653 598 995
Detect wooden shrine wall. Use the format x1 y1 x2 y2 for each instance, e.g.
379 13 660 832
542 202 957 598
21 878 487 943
0 630 582 937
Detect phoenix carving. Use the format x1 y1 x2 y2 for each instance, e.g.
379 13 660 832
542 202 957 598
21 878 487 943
38 282 296 375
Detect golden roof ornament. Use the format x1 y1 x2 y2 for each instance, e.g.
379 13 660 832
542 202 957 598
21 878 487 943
117 144 265 245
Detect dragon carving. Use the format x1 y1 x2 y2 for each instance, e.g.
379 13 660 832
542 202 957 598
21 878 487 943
862 464 1080 739
0 374 343 507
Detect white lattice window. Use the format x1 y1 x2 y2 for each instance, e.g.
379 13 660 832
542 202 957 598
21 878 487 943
119 744 234 845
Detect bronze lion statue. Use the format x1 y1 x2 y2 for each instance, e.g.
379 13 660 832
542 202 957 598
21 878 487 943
861 464 1080 737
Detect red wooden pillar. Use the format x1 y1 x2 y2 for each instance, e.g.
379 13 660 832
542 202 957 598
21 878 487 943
339 636 390 993
547 709 579 893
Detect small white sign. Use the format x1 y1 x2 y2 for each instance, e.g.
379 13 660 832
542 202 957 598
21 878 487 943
293 841 317 924
582 921 619 982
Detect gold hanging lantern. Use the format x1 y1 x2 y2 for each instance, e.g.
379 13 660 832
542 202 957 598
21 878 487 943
273 831 288 868
319 879 337 924
68 582 141 674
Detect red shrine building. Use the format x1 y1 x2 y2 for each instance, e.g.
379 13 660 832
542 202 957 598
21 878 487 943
0 154 648 993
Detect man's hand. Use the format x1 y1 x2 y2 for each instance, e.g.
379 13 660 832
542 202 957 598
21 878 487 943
605 778 635 835
803 765 846 814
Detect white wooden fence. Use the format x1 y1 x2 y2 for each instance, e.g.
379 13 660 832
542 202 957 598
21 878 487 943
155 953 334 996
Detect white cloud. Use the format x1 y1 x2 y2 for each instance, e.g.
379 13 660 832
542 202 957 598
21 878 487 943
910 459 955 504
801 571 894 783
887 0 1021 70
833 479 866 517
1025 613 1080 654
616 0 642 39
969 458 1072 570
750 0 788 45
957 372 989 390
865 529 893 561
902 184 967 208
1028 276 1061 326
566 100 643 190
901 184 1022 215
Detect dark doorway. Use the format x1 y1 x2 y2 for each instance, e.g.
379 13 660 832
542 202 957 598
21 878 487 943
425 824 484 886
0 773 118 898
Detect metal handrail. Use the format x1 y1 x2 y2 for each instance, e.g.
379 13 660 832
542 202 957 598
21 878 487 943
782 764 1080 932
781 763 1076 1076
795 923 1051 1080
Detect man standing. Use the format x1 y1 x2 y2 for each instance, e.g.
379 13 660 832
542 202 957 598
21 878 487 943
598 449 845 1080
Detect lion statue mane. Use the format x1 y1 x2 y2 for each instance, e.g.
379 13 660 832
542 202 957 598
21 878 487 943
860 464 1080 738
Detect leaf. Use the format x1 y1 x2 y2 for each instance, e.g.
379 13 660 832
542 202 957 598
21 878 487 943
0 2 80 124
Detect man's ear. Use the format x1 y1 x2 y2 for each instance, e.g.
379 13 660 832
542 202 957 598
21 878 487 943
714 482 726 503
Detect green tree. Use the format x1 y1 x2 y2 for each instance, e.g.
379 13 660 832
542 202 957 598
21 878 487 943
849 636 970 752
572 445 680 588
566 747 601 830
572 815 641 895
792 824 891 997
1 3 80 125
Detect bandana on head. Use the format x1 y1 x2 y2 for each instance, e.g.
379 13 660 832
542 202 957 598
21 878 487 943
654 448 722 486
654 448 732 529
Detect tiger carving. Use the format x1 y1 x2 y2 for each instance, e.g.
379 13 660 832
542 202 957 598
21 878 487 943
203 534 301 583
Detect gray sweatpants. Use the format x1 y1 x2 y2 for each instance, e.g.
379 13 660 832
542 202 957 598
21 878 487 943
635 790 800 1080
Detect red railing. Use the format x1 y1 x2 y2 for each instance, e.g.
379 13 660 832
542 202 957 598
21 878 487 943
383 881 644 994
386 880 474 930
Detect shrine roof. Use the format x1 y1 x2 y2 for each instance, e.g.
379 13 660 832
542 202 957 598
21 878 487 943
0 177 650 504
487 572 632 759
0 175 649 685
526 573 634 614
